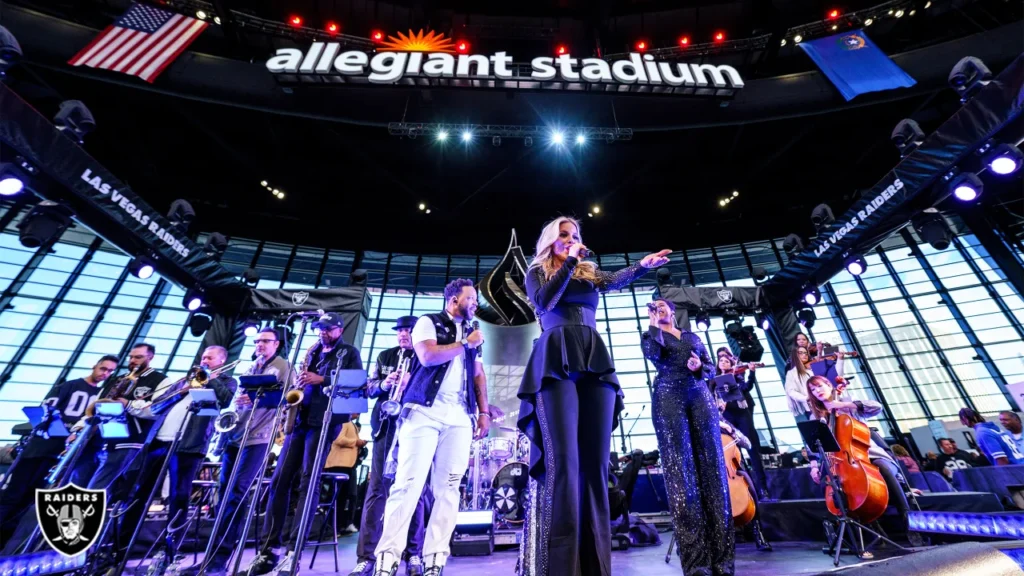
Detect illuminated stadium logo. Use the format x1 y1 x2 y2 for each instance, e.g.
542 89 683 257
379 29 457 54
839 34 866 50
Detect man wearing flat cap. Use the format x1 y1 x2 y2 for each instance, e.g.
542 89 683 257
251 312 364 574
347 315 432 576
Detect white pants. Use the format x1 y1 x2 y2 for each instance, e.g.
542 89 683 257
375 402 472 566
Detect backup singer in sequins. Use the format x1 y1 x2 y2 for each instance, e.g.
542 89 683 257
642 298 735 576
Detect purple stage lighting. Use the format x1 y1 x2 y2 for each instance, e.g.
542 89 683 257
0 175 23 196
803 287 821 306
984 143 1023 176
948 172 983 202
846 257 867 276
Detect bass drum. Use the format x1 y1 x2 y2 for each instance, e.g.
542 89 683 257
490 462 529 524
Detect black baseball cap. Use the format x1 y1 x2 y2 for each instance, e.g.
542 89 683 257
313 312 344 330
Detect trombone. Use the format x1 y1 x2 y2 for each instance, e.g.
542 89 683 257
129 359 241 416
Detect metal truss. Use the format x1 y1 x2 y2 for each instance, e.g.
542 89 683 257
387 122 633 142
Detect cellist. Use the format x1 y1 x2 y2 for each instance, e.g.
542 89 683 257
805 375 924 546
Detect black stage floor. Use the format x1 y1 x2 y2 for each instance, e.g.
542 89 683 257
131 538 914 576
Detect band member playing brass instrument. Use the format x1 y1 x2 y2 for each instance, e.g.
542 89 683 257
0 355 117 549
347 315 430 576
182 328 293 576
250 312 363 575
116 346 237 573
375 279 490 576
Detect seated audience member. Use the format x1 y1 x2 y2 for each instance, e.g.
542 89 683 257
935 438 977 479
960 408 1024 466
891 445 920 474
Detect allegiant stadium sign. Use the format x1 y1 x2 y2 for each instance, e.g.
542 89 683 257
265 45 745 92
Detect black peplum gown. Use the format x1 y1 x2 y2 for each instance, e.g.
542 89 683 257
516 255 648 576
641 325 735 576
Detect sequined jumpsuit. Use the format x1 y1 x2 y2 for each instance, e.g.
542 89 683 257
642 326 735 576
517 256 648 576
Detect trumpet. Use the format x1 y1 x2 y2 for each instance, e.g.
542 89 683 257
130 359 241 417
380 354 412 416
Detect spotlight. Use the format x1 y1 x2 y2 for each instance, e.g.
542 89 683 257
167 199 196 232
456 40 470 53
811 204 835 231
425 209 431 214
183 289 204 312
794 34 803 43
925 1 932 8
0 160 32 196
551 131 564 145
242 317 260 337
437 130 448 141
128 258 154 279
797 307 816 328
732 190 739 197
276 191 285 199
780 38 787 47
679 36 690 46
18 201 73 248
576 134 586 145
189 313 212 337
828 9 840 19
242 268 261 287
260 180 268 187
912 209 952 250
895 9 904 18
783 234 804 258
492 136 502 147
948 172 983 202
289 15 303 27
714 31 726 42
203 233 228 261
949 57 992 102
419 203 426 211
54 101 96 143
803 286 822 306
830 25 838 31
891 119 925 157
694 310 711 332
214 16 221 25
371 30 384 42
635 40 647 52
0 25 24 75
326 22 339 34
588 212 594 218
719 200 726 207
865 18 873 26
524 136 533 147
593 206 601 214
845 256 867 276
982 143 1023 176
752 267 768 283
909 10 916 16
350 268 369 286
556 45 567 55
462 131 472 142
0 173 24 196
196 10 207 20
755 310 770 331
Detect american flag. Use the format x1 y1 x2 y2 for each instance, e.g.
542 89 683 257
68 3 208 83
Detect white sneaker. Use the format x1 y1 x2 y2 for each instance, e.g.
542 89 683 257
343 524 359 534
276 552 295 575
374 552 398 576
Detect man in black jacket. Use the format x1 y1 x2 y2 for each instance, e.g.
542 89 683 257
348 316 430 576
116 345 236 570
252 312 364 574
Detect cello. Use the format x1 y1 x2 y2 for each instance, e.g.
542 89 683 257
720 425 756 526
821 383 888 523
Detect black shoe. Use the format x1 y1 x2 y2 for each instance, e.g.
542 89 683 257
247 551 279 576
753 522 773 552
907 530 927 547
348 560 376 576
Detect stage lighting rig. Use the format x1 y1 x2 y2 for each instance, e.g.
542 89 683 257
241 268 261 287
891 119 925 157
242 317 261 337
752 267 768 284
782 234 804 259
979 142 1023 176
912 209 952 250
845 256 867 276
18 201 73 248
802 286 822 306
797 307 816 328
0 25 22 76
350 268 369 286
948 57 991 103
694 310 711 332
183 288 204 311
754 310 770 330
167 199 196 233
53 101 96 143
492 136 501 147
811 205 835 232
188 311 213 337
946 172 983 202
127 257 155 279
388 123 633 144
203 233 228 261
0 158 36 196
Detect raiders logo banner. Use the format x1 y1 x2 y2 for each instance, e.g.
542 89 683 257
35 483 105 556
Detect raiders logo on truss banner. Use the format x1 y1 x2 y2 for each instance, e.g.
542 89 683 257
35 483 105 556
292 291 310 306
716 289 734 304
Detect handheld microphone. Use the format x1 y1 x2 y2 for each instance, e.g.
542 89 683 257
472 320 480 331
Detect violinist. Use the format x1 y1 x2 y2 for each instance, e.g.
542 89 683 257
785 346 848 423
714 348 767 497
804 376 922 545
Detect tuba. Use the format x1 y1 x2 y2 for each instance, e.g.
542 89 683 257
282 342 316 434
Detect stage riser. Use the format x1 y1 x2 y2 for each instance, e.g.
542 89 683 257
825 541 1024 575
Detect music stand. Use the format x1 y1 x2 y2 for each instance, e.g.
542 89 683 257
331 369 368 414
22 406 69 439
92 401 129 439
796 420 907 566
713 374 743 404
187 388 220 417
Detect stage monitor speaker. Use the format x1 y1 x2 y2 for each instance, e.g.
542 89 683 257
823 541 1023 575
451 510 494 557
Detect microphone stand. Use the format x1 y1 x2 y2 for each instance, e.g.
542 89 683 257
618 412 630 456
624 405 646 453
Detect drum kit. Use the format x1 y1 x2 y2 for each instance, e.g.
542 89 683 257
463 426 531 526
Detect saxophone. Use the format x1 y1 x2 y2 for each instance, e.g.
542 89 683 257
282 343 317 434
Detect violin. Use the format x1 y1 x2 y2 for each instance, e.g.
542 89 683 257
731 362 765 375
822 403 888 523
720 429 756 526
810 350 860 364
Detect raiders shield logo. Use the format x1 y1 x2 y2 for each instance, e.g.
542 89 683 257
35 483 105 556
717 289 734 304
292 291 310 306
